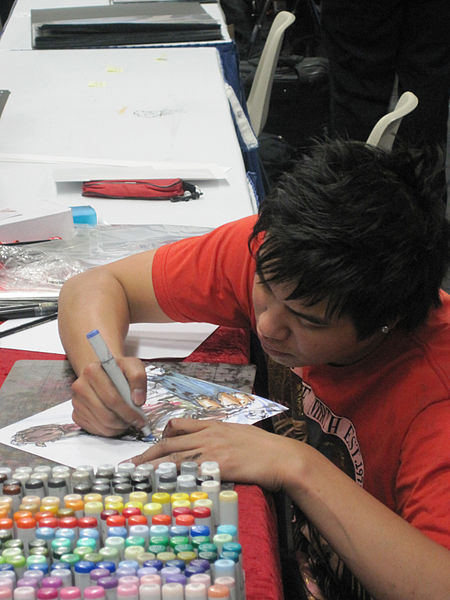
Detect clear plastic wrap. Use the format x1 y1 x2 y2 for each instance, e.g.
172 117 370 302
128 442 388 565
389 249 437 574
0 223 211 293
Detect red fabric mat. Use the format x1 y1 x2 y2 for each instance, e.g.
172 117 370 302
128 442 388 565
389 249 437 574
237 484 284 600
0 326 283 600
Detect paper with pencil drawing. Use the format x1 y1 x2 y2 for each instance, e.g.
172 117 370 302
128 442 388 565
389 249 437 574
0 364 287 468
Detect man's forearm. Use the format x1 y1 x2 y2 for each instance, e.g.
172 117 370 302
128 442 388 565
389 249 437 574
58 268 131 374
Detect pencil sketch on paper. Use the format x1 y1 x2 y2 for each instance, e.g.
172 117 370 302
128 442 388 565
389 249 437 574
9 364 287 449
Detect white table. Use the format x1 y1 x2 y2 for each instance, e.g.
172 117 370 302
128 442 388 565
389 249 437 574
0 46 256 227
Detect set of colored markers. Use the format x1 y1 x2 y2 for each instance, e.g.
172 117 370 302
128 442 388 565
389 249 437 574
0 461 244 600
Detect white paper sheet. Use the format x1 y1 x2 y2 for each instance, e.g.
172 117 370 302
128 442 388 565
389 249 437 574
0 319 217 358
0 400 150 468
0 364 286 469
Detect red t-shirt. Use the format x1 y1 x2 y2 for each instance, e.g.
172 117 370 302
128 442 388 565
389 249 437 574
152 215 450 550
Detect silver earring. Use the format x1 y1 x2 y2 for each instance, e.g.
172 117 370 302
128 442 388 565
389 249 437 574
381 325 389 334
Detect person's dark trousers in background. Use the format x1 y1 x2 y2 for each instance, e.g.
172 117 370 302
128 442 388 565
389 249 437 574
321 0 450 202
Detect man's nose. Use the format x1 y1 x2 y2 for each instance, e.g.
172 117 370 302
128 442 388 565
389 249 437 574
258 304 290 341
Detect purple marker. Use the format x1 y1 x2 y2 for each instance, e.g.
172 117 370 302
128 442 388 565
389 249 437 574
114 569 134 581
95 564 115 575
49 571 71 589
159 568 180 585
40 577 63 596
165 574 186 586
15 581 38 591
136 568 157 580
89 570 110 585
97 576 118 600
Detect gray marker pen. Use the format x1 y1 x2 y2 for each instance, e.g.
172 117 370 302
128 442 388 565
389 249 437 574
86 329 151 437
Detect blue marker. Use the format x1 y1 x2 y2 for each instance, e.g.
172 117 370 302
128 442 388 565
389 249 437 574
86 330 151 437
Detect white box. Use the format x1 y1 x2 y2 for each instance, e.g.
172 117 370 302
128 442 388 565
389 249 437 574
0 163 74 243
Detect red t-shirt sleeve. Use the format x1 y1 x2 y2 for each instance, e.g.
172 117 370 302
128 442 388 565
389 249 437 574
152 215 258 329
396 399 450 549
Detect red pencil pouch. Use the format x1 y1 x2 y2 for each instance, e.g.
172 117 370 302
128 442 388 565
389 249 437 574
82 179 201 202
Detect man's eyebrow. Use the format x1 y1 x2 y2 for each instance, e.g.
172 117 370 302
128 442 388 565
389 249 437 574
285 305 329 325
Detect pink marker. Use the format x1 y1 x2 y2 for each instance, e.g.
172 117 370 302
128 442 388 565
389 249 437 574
0 587 12 600
138 576 161 587
116 583 138 600
59 588 81 600
0 582 13 592
116 578 138 589
36 589 58 600
84 587 105 600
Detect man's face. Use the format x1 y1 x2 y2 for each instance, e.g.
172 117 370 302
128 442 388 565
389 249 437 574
252 275 384 367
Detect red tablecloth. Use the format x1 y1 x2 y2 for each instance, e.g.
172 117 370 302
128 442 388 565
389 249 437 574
0 326 283 600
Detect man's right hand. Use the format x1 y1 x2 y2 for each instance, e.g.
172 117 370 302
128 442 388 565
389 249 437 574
71 356 148 437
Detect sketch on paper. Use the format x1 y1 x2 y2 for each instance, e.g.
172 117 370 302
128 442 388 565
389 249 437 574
6 365 286 456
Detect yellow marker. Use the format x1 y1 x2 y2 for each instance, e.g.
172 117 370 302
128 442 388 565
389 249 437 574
190 491 208 503
170 493 189 504
130 491 148 506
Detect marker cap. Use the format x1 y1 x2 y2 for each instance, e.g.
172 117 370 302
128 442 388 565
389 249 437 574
160 582 183 599
13 587 35 600
36 589 58 600
207 584 229 599
142 504 162 517
74 561 96 574
191 525 210 538
116 583 138 598
96 576 118 590
137 583 160 600
150 514 171 527
59 588 81 600
184 582 207 600
40 578 62 591
78 517 97 529
183 557 208 571
83 586 105 599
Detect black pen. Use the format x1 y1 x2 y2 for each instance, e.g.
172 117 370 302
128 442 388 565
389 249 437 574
0 313 58 339
0 302 58 320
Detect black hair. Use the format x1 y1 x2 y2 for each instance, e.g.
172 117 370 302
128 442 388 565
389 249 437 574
250 138 450 339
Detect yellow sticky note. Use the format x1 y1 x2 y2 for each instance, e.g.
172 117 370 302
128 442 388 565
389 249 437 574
88 81 106 88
